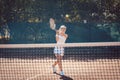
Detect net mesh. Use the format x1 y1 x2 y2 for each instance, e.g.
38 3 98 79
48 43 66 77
0 42 120 80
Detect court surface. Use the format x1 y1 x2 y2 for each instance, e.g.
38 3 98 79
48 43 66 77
0 58 120 80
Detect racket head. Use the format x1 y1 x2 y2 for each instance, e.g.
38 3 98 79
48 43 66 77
49 18 56 30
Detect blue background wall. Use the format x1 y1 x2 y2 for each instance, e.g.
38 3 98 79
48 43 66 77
0 22 115 44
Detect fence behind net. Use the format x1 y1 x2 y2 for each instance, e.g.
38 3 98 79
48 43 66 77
0 42 120 80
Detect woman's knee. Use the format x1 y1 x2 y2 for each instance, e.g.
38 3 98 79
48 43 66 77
57 58 61 62
57 59 61 63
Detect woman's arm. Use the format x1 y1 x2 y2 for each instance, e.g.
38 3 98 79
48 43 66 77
56 30 59 42
65 34 68 39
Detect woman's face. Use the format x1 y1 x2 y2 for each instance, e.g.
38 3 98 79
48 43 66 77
59 28 66 33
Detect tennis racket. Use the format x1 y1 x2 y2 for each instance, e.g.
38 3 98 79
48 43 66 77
49 18 56 31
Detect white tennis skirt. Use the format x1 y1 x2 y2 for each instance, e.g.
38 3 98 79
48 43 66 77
54 46 64 56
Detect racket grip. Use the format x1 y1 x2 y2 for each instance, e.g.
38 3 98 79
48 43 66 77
56 30 59 35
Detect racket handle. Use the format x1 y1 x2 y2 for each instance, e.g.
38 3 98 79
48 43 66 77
56 30 59 35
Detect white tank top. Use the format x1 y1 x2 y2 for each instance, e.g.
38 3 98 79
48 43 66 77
56 35 66 44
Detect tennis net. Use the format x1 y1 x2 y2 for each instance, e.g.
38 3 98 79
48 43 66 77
0 42 120 80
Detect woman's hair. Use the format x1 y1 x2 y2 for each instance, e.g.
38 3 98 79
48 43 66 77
60 25 66 29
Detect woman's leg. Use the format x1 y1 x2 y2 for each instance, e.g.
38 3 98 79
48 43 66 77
53 54 59 67
52 54 59 73
52 55 63 70
57 55 63 71
57 55 64 75
52 54 64 75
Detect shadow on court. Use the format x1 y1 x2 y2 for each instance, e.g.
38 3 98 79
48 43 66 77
54 72 73 80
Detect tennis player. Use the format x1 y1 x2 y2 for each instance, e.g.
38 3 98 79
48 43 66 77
52 25 68 76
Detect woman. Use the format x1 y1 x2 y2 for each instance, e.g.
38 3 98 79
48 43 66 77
52 25 68 76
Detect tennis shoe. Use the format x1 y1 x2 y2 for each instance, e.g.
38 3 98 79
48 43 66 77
60 71 64 76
